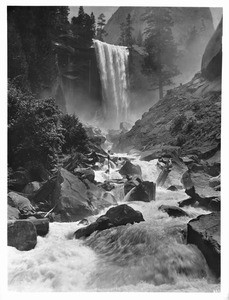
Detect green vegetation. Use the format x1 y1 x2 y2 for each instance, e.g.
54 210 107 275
60 114 89 154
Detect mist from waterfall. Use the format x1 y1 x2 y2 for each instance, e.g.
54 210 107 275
94 40 129 129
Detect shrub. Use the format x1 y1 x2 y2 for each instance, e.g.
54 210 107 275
170 114 187 136
60 114 89 154
8 81 64 170
175 134 186 146
182 118 196 134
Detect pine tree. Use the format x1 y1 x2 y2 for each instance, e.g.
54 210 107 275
142 8 180 99
118 13 134 47
96 13 107 41
125 13 134 47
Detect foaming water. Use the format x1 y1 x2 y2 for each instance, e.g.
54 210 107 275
8 154 220 292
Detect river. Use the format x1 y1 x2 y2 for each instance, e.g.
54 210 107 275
8 153 220 292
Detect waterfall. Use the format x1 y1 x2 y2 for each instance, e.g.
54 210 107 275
94 40 129 129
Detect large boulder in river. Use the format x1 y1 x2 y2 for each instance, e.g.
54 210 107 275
201 19 222 80
28 218 49 237
105 204 144 226
119 160 142 178
32 168 117 222
74 204 144 239
187 212 220 277
126 181 156 202
159 205 189 218
8 220 37 251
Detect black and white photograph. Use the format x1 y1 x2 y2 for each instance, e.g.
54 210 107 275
3 0 228 297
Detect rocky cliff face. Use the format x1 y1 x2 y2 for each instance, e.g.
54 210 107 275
113 72 221 156
201 18 222 80
105 7 214 82
113 19 222 157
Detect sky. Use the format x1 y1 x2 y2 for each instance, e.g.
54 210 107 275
69 6 222 29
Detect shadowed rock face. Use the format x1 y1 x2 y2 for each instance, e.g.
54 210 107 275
201 19 222 80
187 212 220 278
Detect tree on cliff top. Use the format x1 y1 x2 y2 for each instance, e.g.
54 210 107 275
118 13 134 47
142 8 180 99
96 13 107 41
71 6 96 48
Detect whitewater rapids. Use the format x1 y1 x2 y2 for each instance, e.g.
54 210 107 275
8 154 220 292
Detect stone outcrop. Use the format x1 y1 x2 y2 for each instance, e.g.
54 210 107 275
74 204 144 239
126 181 156 202
159 205 189 218
119 160 142 178
187 212 220 277
113 73 221 158
32 168 117 222
8 220 37 251
201 19 222 80
28 218 49 237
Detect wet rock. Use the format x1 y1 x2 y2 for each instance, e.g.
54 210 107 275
187 212 220 277
23 181 42 194
8 205 20 220
198 196 220 212
119 160 142 177
204 163 220 177
181 169 219 198
74 204 144 239
124 178 137 195
209 175 220 188
73 167 95 182
159 205 189 217
140 146 181 161
8 220 37 251
178 197 196 208
167 185 178 191
100 181 115 191
28 218 49 236
74 216 113 239
8 191 35 214
105 204 144 226
32 168 117 222
78 218 89 226
127 181 156 202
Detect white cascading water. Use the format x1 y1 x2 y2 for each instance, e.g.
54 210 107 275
8 154 220 292
94 40 129 129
